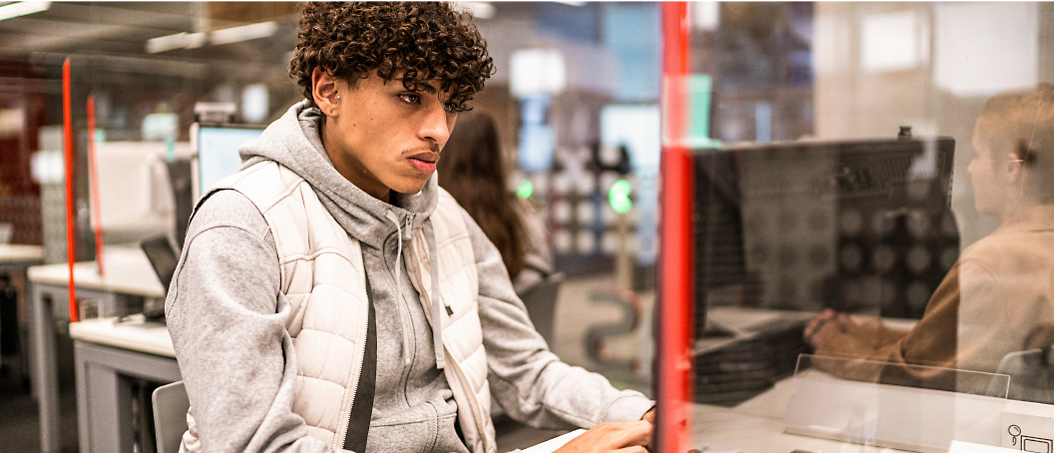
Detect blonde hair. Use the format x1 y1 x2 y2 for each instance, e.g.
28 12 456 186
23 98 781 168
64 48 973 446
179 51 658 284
977 83 1054 201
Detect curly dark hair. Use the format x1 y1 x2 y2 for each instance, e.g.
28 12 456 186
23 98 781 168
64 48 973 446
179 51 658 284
289 1 495 112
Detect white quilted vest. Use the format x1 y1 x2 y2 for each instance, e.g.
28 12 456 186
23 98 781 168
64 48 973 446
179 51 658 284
186 161 495 453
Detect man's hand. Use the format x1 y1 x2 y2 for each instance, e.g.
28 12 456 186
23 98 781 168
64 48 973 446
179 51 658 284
553 421 652 453
641 408 655 425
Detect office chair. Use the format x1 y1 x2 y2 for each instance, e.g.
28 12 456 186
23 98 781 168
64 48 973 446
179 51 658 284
518 272 565 346
152 380 190 453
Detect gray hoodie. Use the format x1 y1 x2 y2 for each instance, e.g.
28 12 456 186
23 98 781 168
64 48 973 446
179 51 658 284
166 100 653 453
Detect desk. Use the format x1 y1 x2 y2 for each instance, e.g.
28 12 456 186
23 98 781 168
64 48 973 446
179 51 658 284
28 248 164 453
690 307 964 453
0 244 44 269
691 378 894 453
70 316 180 453
0 244 43 380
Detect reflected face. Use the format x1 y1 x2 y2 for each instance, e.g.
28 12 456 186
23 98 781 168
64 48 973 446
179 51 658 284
967 118 1009 218
323 71 458 201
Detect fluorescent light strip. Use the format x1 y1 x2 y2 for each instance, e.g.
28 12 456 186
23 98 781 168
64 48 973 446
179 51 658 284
145 32 206 54
146 32 188 54
147 20 274 54
209 21 278 46
0 0 51 21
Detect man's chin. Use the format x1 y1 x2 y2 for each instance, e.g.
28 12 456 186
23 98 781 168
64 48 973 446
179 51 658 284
391 179 431 196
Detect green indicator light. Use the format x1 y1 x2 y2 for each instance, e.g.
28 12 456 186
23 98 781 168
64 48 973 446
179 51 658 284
516 179 533 199
608 179 632 214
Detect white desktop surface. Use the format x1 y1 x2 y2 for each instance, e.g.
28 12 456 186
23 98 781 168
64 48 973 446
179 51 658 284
523 429 586 453
69 315 174 357
28 247 165 298
694 382 892 453
0 243 44 265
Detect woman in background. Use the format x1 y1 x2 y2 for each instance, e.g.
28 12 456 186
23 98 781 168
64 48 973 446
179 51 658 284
438 110 554 294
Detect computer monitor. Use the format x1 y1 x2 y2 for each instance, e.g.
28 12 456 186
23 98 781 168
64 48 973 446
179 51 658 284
694 136 957 317
89 141 194 245
684 135 957 406
191 123 266 201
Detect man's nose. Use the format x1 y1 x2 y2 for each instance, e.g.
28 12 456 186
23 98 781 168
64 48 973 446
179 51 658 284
419 105 451 147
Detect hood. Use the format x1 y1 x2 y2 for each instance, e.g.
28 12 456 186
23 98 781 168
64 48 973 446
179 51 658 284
239 100 438 250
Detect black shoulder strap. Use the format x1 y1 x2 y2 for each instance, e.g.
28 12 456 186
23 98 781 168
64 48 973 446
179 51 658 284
344 276 377 452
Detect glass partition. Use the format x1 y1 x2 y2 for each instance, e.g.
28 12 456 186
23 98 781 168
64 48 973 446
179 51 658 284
658 3 1054 453
786 354 1010 452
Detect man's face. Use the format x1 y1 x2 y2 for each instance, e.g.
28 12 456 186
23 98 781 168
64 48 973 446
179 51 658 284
323 70 457 201
967 118 1010 217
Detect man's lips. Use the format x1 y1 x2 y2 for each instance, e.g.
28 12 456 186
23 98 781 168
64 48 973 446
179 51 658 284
407 152 439 173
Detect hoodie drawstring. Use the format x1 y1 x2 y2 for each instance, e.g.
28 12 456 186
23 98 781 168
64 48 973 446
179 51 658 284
425 219 445 370
385 210 447 371
386 210 415 368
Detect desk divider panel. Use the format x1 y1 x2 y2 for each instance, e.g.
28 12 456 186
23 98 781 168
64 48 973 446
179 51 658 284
785 354 1010 453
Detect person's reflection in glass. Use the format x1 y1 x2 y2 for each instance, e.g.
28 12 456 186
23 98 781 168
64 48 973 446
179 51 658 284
804 83 1054 388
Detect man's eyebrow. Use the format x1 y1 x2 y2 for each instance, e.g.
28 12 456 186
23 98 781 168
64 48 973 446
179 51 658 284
411 82 438 95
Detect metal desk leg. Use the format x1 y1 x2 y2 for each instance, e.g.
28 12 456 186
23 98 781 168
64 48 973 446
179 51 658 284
74 341 182 453
29 283 61 453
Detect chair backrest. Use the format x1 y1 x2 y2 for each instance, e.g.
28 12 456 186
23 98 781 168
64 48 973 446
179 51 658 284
518 272 565 346
152 380 190 453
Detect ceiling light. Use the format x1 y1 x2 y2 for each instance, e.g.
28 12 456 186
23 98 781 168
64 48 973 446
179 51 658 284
146 21 272 54
146 32 206 54
510 49 567 97
0 1 50 21
209 21 278 46
461 2 495 19
146 32 189 54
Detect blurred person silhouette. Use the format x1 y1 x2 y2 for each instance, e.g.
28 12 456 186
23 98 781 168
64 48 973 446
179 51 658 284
436 109 554 295
805 83 1054 387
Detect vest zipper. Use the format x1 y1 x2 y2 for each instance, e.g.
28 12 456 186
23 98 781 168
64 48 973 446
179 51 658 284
450 358 490 453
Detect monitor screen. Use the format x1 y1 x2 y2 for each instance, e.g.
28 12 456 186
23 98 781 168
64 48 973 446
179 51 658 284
140 234 179 293
194 124 265 200
693 136 957 318
687 135 957 406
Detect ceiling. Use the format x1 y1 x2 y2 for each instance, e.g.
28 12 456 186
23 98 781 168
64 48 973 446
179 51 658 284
0 2 301 67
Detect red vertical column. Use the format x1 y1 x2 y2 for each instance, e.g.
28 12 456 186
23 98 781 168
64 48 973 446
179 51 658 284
656 2 693 453
63 58 78 322
87 95 104 278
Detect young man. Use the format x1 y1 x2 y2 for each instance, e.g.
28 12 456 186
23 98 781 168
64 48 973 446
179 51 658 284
166 3 654 453
804 83 1054 386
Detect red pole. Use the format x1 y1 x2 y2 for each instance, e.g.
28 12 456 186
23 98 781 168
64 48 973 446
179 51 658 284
63 58 78 322
87 95 104 278
656 2 693 453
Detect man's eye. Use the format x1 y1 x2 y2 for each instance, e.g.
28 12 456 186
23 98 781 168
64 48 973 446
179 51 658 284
400 94 420 104
444 102 457 112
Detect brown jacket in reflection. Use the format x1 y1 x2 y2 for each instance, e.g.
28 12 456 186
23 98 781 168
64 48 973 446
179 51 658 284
813 205 1054 390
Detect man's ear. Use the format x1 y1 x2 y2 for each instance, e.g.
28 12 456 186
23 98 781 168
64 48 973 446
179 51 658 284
1007 152 1025 183
312 67 340 117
